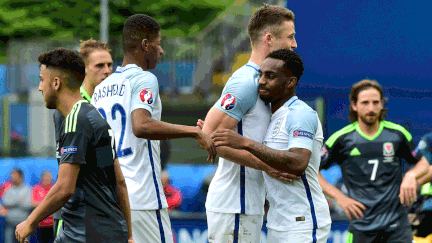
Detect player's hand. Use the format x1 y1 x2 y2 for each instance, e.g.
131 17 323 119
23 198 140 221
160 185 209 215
265 166 300 183
335 195 366 220
196 119 204 130
211 129 248 149
128 236 135 243
195 129 217 164
15 220 34 243
400 171 417 206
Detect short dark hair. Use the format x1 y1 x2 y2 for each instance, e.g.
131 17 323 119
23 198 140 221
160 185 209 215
267 49 304 84
12 168 23 178
248 4 295 46
349 79 388 123
38 48 85 90
122 14 161 53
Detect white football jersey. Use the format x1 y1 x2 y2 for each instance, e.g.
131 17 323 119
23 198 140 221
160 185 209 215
206 62 272 215
263 96 331 231
91 64 167 210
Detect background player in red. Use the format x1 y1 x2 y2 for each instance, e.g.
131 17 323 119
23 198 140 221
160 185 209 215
31 171 54 243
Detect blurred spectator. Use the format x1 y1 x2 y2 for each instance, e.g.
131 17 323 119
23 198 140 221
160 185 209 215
161 170 182 211
0 180 13 199
0 168 31 243
31 171 54 243
10 124 27 157
188 172 214 213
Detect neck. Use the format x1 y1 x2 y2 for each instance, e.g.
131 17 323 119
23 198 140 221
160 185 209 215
56 89 85 117
357 119 380 136
122 52 146 70
271 93 295 113
82 80 94 97
249 44 271 67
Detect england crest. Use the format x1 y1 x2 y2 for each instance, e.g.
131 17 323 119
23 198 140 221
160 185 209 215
383 142 394 156
272 118 283 137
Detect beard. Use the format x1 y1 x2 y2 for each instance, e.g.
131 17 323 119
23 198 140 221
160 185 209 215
359 112 380 126
44 92 57 109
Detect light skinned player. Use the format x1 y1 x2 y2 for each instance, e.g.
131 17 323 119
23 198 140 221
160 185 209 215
319 79 429 243
202 4 299 243
212 49 331 242
15 48 132 243
91 14 216 243
52 39 114 236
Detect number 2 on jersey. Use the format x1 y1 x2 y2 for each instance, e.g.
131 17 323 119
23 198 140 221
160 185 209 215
368 159 379 181
98 104 133 158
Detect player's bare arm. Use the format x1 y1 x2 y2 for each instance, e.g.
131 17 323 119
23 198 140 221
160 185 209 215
416 159 432 186
113 158 134 243
131 108 216 163
203 107 299 182
212 128 310 175
15 163 80 243
318 171 366 220
400 156 429 206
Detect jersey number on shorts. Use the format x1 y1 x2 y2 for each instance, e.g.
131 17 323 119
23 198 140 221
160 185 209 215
368 159 379 181
98 104 133 158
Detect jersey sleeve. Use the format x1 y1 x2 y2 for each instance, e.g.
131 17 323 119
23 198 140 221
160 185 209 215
285 110 318 151
418 132 432 165
320 138 344 170
213 74 258 121
130 72 159 115
59 132 90 165
398 131 422 165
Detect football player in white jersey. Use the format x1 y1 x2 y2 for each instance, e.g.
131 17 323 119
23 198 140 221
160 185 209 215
201 4 299 243
91 14 216 243
212 49 331 243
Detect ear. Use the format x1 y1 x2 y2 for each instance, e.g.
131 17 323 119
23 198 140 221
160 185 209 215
263 33 273 46
351 101 357 112
52 77 61 91
141 39 149 52
287 76 297 88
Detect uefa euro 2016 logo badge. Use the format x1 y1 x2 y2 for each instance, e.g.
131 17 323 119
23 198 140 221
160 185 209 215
221 94 236 110
140 89 154 105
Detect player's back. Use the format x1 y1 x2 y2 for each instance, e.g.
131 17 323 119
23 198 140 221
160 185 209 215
263 98 331 231
56 100 127 243
206 62 271 215
91 64 167 211
321 121 420 231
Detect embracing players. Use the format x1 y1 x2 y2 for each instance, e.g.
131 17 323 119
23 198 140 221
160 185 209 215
91 14 216 243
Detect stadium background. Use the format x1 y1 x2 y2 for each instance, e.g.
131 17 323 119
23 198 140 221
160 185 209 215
0 0 432 242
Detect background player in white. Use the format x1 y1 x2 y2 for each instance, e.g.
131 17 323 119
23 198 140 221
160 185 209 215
91 14 216 243
202 4 299 243
212 49 331 243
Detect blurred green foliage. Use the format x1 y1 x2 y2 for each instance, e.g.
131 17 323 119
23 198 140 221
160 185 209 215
0 0 235 56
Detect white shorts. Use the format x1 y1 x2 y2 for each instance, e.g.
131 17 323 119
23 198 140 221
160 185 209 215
207 211 263 243
267 224 331 243
131 209 174 243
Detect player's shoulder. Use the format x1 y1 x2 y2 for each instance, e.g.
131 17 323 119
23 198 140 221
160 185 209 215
226 64 259 88
382 120 412 142
325 123 357 148
64 101 96 134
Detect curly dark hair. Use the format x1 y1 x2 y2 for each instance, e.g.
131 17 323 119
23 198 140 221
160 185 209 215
248 4 295 46
266 49 304 85
348 79 388 123
38 48 85 89
123 14 161 53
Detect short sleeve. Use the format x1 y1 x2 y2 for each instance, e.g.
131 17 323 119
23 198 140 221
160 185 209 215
59 132 89 165
320 139 344 170
398 131 422 165
285 110 318 151
130 72 159 115
418 132 432 165
213 74 258 121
